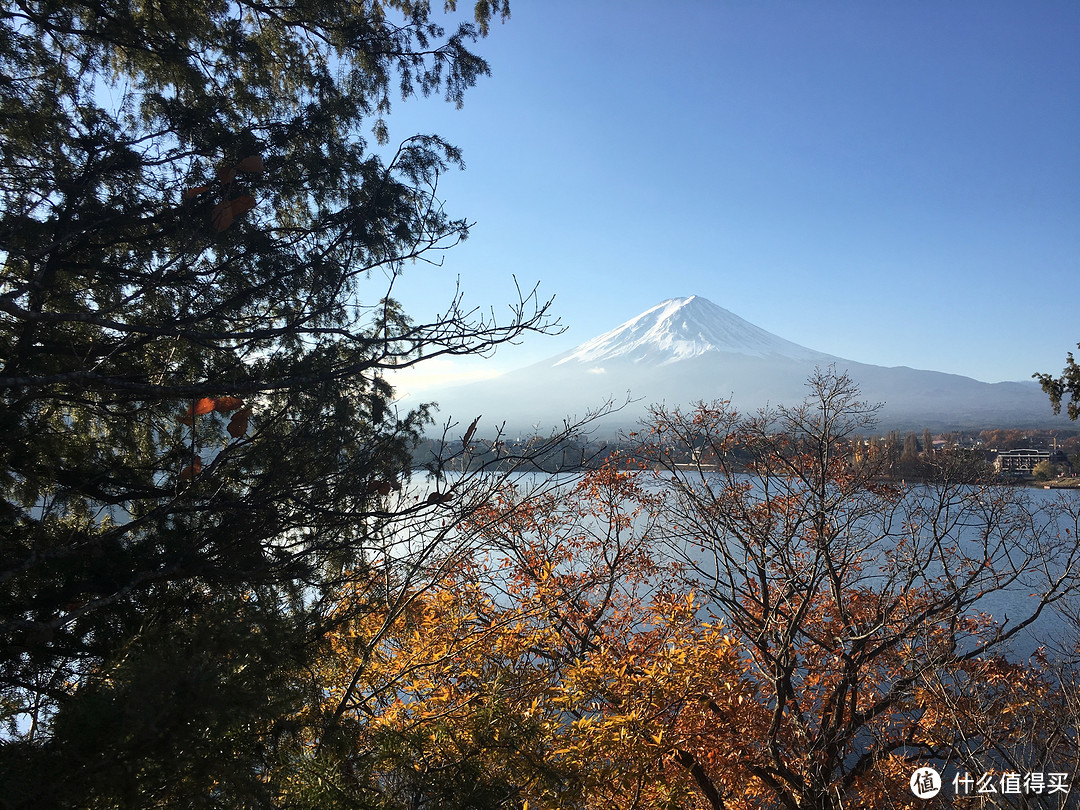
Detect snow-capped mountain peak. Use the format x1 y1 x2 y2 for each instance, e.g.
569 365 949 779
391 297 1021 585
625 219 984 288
553 295 830 367
417 294 1069 434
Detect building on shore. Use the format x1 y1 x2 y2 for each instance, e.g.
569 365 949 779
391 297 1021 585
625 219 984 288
993 448 1069 476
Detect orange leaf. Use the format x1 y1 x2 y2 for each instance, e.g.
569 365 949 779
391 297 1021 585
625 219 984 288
192 397 216 416
227 408 251 438
235 154 264 173
216 166 236 183
181 398 216 419
229 195 256 217
182 185 212 200
212 197 255 231
211 201 234 231
213 396 244 413
177 414 194 426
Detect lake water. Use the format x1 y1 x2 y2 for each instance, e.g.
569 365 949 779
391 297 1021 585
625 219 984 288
435 469 1080 660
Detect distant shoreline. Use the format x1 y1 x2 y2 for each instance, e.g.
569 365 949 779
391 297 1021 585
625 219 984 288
1040 477 1080 490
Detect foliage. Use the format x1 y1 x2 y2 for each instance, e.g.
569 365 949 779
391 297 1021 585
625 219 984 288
980 429 1035 451
5 0 1079 801
1035 345 1080 420
1034 459 1060 481
636 370 1080 808
0 0 581 804
310 465 674 808
316 372 1080 810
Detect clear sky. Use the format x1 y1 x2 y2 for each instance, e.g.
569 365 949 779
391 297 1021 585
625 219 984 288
383 0 1079 396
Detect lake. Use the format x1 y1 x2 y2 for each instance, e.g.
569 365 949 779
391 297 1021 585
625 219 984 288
428 469 1080 660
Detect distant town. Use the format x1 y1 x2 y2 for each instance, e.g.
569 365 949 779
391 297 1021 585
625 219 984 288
420 426 1080 486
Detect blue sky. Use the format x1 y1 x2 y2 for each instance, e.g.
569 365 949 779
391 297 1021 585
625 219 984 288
384 1 1078 394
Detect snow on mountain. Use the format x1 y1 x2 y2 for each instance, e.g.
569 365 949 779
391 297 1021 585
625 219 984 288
417 295 1065 434
553 295 832 366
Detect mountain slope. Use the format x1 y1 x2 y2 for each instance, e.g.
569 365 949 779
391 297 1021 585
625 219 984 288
419 296 1064 434
553 296 833 366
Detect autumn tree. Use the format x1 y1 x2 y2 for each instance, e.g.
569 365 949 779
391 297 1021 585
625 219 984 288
980 429 1031 451
898 430 923 478
0 0 607 805
635 370 1080 809
306 375 1080 810
882 429 902 474
311 463 714 809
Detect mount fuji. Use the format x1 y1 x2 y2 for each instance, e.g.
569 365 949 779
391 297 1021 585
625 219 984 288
553 296 831 367
421 296 1064 435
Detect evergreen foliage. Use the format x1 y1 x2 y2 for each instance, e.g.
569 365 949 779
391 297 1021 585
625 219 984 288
0 0 550 804
1033 459 1059 482
1036 345 1080 421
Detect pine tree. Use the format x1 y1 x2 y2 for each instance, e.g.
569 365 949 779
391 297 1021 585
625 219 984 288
0 1 560 805
1036 345 1080 420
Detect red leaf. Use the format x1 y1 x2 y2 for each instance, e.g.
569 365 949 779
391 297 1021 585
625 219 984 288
213 396 244 413
227 408 251 438
192 397 216 416
211 201 234 231
235 155 264 173
365 480 395 496
182 185 212 200
229 196 256 216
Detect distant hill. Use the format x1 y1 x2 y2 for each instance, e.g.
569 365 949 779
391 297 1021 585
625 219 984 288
413 296 1067 436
